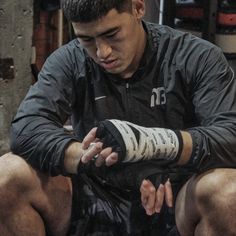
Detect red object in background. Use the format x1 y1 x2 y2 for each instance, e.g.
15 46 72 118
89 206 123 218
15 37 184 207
33 11 59 70
176 6 203 19
218 12 236 26
176 6 236 26
33 11 51 70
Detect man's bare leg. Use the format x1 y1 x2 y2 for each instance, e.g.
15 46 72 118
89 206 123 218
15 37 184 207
176 168 236 236
0 153 72 236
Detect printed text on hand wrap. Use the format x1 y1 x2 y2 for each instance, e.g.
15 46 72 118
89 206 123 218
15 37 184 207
108 120 181 162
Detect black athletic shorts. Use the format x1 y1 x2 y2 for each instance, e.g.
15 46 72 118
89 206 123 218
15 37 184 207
66 165 194 236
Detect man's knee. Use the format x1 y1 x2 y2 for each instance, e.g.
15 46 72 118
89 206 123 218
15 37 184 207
195 169 236 211
0 152 72 206
176 168 236 235
0 153 35 189
0 152 73 235
0 153 43 207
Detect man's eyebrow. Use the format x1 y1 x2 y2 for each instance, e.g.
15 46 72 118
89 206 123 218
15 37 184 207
76 27 119 38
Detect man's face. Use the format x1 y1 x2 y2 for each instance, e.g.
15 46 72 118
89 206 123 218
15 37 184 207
72 7 146 78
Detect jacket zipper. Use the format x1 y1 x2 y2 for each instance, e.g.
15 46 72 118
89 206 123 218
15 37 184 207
125 82 132 121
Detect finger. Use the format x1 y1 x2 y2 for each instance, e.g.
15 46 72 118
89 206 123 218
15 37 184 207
81 141 103 163
155 184 165 213
164 179 173 208
141 180 156 215
95 147 112 167
140 179 154 199
82 128 98 149
105 152 118 166
140 179 150 205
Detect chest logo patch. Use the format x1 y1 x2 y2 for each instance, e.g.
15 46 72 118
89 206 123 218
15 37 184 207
150 87 166 107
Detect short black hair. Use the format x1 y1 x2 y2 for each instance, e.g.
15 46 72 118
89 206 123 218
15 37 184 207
61 0 132 23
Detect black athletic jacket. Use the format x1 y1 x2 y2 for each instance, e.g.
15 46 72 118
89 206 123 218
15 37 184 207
10 22 236 176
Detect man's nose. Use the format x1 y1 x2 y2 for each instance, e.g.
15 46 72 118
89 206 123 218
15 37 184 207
96 39 112 59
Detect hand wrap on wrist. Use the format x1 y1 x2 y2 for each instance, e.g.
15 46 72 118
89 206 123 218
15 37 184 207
96 119 183 163
78 161 169 191
105 161 170 190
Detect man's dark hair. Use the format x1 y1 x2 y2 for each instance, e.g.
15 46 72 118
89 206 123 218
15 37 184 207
61 0 132 23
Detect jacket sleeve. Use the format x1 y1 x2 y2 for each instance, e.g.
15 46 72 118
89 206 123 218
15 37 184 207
10 44 83 176
185 46 236 171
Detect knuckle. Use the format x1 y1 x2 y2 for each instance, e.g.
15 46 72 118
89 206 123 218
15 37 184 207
150 187 156 193
94 146 102 153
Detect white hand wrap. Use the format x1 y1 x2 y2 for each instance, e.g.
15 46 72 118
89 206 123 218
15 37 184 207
108 120 182 163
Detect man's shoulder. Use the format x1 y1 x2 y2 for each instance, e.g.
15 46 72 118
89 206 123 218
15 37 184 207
145 22 218 50
144 22 185 38
46 39 91 68
147 22 221 60
144 22 197 51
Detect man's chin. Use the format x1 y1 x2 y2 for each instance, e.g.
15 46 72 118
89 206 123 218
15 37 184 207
104 67 123 75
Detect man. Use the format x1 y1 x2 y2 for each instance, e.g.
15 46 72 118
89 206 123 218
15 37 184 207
1 0 236 235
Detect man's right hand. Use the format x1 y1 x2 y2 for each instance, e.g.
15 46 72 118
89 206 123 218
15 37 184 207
81 127 119 167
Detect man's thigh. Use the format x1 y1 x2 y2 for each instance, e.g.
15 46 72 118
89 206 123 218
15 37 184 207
0 152 73 236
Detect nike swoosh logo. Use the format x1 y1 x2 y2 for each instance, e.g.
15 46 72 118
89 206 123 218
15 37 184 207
95 96 107 101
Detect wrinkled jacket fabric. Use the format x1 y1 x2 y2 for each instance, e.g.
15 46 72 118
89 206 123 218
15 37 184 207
11 22 236 176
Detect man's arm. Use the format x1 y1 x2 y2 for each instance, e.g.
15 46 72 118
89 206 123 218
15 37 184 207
185 46 236 172
10 42 85 176
80 121 193 168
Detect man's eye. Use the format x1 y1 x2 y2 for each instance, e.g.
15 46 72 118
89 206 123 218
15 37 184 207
106 32 117 38
81 38 93 43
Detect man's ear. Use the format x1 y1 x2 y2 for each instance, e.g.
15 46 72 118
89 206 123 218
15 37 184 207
132 0 145 20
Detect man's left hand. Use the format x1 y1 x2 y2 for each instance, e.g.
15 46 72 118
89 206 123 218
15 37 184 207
140 178 173 215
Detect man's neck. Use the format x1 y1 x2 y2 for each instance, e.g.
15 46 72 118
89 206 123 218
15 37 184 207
120 24 147 79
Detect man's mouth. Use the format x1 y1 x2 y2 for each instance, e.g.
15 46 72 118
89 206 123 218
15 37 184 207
100 59 118 70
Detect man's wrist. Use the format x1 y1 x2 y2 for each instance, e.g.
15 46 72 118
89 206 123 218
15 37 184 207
176 131 193 165
64 141 83 174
